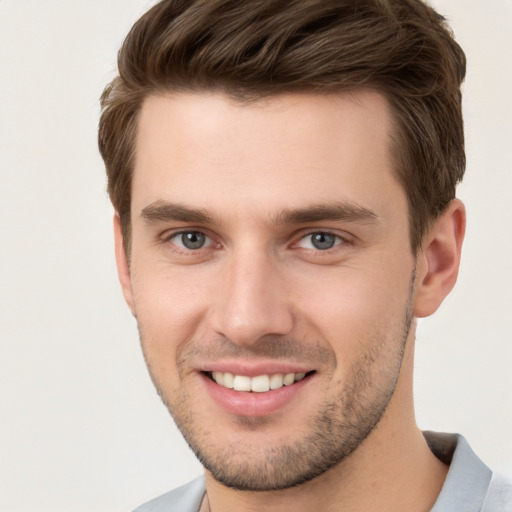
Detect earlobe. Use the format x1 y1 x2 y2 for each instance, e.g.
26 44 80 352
113 214 135 315
414 199 466 318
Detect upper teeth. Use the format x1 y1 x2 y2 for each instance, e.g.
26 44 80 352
211 372 306 393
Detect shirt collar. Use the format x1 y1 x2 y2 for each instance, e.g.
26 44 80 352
425 431 492 512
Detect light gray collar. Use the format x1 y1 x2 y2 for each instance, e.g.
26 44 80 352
425 432 492 512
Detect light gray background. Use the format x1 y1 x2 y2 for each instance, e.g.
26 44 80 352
0 1 510 511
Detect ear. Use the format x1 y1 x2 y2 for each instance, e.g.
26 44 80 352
113 214 135 315
414 199 466 318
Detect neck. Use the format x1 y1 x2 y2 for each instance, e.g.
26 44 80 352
203 333 448 512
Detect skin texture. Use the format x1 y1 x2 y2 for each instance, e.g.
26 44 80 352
115 90 465 511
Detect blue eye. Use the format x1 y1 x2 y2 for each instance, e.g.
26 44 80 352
298 232 342 250
171 231 212 250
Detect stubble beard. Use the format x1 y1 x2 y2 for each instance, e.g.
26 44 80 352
140 275 415 492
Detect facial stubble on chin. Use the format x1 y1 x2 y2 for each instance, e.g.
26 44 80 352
139 271 416 492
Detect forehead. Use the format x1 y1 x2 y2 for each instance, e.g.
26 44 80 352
132 90 404 224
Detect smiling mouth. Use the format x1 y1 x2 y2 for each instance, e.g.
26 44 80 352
205 371 316 393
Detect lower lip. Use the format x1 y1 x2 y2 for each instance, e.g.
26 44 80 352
201 373 312 417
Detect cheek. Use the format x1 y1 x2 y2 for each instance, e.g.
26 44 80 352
291 264 412 356
130 266 213 376
132 259 214 323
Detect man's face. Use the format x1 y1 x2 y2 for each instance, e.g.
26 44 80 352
122 90 419 490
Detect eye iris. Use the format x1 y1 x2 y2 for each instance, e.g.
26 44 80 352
181 232 205 249
311 232 336 250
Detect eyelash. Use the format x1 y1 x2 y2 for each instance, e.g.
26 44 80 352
293 231 346 251
164 230 217 254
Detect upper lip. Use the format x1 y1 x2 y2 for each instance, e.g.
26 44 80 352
198 360 314 377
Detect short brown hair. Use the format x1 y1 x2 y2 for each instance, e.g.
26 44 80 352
98 0 466 252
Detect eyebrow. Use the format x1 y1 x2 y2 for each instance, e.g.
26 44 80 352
140 200 378 227
141 201 218 225
273 202 378 226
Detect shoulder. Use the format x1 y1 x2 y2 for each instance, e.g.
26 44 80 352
482 473 512 512
132 476 206 512
424 432 512 512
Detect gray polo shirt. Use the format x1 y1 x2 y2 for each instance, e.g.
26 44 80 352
133 432 512 512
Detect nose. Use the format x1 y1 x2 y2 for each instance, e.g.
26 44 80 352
209 249 294 347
